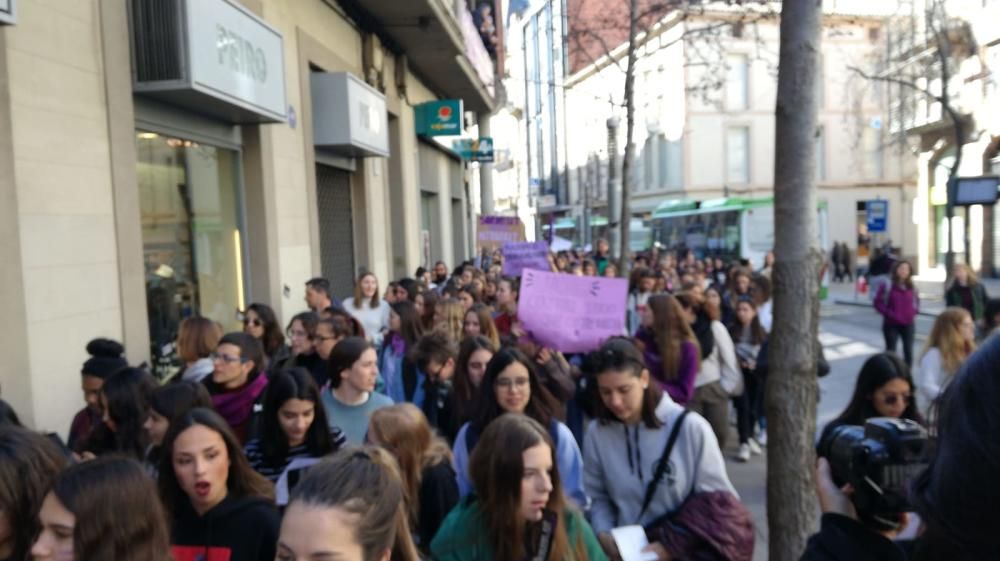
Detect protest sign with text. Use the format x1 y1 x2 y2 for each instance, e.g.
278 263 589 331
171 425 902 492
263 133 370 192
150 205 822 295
477 215 525 250
518 269 628 353
502 241 551 276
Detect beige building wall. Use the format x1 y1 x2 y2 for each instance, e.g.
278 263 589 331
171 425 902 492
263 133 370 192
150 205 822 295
0 0 473 435
3 0 124 433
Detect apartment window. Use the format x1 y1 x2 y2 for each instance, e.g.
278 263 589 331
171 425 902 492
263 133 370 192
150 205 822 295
815 125 826 182
725 54 749 111
657 134 683 189
726 126 751 184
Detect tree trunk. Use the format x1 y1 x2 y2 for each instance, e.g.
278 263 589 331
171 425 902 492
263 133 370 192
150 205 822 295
767 1 822 560
618 0 638 276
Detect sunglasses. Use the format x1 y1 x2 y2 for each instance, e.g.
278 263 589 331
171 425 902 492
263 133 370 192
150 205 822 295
243 318 262 327
880 393 912 406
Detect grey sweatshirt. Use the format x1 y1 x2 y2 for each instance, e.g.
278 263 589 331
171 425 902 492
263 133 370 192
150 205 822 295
583 393 738 534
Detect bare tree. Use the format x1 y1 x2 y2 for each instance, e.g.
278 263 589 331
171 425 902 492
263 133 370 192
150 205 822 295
566 1 776 274
767 0 822 559
848 0 976 275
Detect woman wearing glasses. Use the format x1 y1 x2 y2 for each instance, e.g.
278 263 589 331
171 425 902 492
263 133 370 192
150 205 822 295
203 332 269 444
818 352 925 446
242 303 290 370
452 347 587 508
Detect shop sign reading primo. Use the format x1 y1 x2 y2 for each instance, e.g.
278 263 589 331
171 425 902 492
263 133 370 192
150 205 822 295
415 100 464 137
189 0 286 121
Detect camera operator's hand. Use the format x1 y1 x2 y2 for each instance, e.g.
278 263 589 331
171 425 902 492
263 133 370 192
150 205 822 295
815 458 910 541
815 458 857 519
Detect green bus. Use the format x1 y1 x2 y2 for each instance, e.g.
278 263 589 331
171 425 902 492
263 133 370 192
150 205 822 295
649 196 829 267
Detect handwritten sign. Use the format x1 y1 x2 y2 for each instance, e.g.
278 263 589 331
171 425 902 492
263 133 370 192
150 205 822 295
518 269 628 353
477 215 525 250
502 241 550 276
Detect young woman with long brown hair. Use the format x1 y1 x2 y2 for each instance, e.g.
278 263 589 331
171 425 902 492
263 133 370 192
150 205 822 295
634 294 701 405
32 457 172 561
452 348 586 508
343 272 391 345
431 414 605 561
158 408 279 561
582 338 744 561
368 404 459 551
0 425 66 561
277 446 420 561
380 301 425 403
918 307 976 414
448 335 497 442
462 303 501 349
874 260 920 366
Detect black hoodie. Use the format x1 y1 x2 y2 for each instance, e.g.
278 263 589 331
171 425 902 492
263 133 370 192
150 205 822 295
170 495 280 561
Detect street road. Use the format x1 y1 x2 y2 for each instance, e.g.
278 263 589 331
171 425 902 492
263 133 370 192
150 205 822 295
729 297 936 561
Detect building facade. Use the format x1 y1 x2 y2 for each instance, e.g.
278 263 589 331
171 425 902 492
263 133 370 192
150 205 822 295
559 6 915 265
883 0 1000 278
0 0 496 433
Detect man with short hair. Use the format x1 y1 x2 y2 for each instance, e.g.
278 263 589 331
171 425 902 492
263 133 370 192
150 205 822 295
406 332 458 439
305 277 340 311
431 261 450 293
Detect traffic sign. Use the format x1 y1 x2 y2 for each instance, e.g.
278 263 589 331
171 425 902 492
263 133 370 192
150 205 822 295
866 200 888 233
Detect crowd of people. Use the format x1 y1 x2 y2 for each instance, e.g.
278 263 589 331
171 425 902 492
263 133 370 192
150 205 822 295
4 237 997 561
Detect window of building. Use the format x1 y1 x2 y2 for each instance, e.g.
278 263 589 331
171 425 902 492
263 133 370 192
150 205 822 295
136 132 245 376
657 134 683 189
725 54 749 111
726 126 751 184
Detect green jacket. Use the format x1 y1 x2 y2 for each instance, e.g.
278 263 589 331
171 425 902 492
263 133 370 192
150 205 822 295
430 496 607 561
945 282 988 322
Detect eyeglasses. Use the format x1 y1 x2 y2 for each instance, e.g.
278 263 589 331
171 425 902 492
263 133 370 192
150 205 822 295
495 377 530 391
211 352 245 364
243 318 262 328
880 393 912 406
287 329 310 340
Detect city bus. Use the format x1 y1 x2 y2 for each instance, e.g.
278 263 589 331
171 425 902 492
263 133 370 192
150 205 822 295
649 196 829 268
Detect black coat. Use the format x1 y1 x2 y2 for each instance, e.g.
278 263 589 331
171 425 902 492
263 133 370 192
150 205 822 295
417 461 460 550
170 495 280 561
800 514 908 561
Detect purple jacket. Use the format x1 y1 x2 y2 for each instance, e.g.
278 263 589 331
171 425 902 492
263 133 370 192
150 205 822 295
635 328 700 405
645 491 755 561
874 283 919 326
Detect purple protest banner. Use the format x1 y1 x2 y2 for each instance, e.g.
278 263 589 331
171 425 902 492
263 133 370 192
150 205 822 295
502 241 551 277
477 215 525 250
517 269 628 354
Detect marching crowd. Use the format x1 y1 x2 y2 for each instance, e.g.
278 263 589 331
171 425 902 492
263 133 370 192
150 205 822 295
3 239 1000 561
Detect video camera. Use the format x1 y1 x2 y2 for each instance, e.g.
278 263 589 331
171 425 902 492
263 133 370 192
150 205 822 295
817 417 929 532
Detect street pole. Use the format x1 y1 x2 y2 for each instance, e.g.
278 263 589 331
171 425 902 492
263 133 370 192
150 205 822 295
582 154 592 248
478 113 495 215
607 116 620 259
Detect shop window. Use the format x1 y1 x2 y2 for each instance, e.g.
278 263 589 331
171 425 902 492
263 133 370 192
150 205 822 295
136 132 245 377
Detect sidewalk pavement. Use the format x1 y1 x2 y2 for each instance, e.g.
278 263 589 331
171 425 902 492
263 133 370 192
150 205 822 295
829 276 1000 317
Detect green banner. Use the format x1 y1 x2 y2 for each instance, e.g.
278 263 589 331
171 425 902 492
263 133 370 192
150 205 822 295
415 99 463 136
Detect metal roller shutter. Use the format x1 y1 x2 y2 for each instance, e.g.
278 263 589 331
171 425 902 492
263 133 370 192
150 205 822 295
316 164 356 299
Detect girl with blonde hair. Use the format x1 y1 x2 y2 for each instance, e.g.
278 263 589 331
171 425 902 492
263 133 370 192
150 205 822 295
434 299 466 344
918 307 976 411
